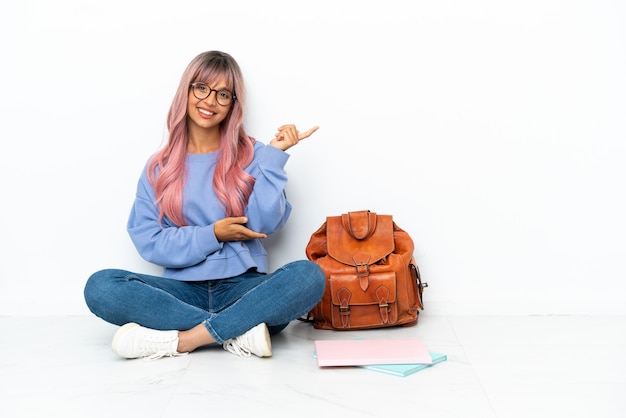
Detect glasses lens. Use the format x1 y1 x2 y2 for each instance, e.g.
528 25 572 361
216 90 232 105
193 83 209 100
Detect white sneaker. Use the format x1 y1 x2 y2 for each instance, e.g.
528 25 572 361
111 323 187 360
223 323 272 358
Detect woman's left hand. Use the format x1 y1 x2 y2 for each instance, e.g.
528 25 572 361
270 124 319 151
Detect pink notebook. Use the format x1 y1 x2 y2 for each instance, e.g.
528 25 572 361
314 339 433 367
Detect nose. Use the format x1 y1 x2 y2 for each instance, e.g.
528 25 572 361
203 90 218 104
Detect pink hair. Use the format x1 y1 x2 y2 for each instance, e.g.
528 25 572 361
147 51 255 226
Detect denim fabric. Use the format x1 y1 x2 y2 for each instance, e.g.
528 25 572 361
84 260 325 344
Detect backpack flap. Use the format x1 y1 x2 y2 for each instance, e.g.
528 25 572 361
326 211 395 267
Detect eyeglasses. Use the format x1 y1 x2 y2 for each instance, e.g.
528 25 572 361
189 82 236 106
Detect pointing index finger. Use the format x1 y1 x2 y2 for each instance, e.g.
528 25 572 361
298 126 320 141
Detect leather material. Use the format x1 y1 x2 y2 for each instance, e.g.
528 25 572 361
305 210 426 330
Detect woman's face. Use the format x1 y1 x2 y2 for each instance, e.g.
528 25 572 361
186 77 233 132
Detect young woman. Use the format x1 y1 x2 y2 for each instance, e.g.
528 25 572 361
84 50 326 360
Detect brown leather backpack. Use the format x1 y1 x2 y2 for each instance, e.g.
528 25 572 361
304 210 427 330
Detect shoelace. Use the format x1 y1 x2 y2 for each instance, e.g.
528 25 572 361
223 338 252 358
137 332 188 361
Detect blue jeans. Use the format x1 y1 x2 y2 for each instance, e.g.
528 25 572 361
84 260 326 344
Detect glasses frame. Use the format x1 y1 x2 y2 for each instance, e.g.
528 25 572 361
189 82 237 106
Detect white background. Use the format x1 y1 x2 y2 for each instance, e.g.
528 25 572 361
1 0 624 316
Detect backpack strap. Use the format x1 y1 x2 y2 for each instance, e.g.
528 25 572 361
342 210 377 240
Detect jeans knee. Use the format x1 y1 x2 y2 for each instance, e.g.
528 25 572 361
83 269 121 313
298 260 326 298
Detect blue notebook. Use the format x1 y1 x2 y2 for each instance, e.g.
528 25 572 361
359 352 447 377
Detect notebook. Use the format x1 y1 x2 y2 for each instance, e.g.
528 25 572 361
360 352 448 377
314 338 432 367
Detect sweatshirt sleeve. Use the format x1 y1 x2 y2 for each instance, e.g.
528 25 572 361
126 167 223 269
243 143 292 234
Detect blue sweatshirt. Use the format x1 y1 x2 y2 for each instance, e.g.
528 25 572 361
127 141 292 281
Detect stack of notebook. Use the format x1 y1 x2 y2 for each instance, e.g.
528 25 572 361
313 338 447 377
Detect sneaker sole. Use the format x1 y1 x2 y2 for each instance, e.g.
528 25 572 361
111 322 140 358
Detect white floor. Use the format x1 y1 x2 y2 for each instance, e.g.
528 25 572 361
1 314 625 418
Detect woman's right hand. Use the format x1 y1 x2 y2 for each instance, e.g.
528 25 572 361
214 217 267 242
